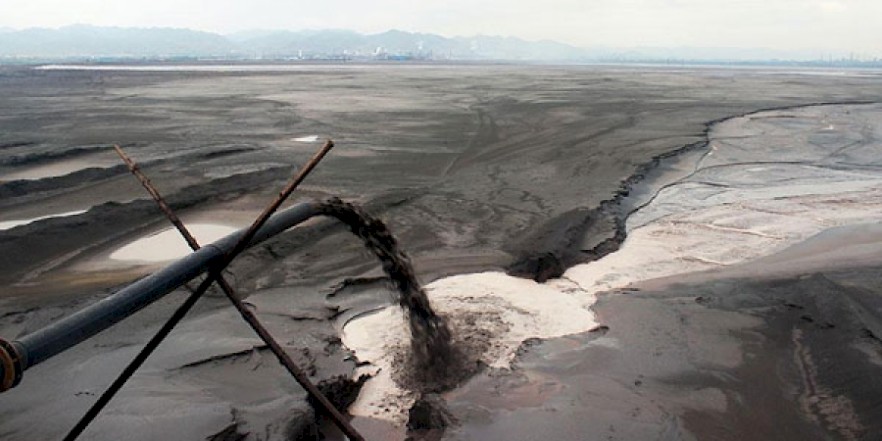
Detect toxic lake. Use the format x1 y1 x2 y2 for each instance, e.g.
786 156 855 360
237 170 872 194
1 63 882 440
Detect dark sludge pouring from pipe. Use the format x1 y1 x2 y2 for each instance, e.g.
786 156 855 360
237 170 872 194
317 198 453 381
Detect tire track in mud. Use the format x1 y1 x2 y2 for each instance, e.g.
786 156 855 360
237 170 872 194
441 106 499 176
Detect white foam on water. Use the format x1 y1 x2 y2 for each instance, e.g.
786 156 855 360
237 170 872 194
342 103 882 424
0 210 87 231
109 224 237 263
343 272 596 424
3 159 101 181
291 135 320 143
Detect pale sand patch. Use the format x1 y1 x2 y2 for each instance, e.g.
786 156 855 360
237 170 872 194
1 152 119 181
109 224 238 263
61 206 262 283
0 210 87 231
292 135 320 142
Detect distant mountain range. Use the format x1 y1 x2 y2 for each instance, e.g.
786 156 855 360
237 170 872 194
0 25 871 64
226 28 588 61
0 25 232 59
0 25 586 61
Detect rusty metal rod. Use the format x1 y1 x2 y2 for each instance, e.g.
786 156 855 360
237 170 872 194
63 267 224 441
63 140 359 441
113 144 364 440
15 202 321 371
58 203 321 440
112 144 201 252
226 139 334 263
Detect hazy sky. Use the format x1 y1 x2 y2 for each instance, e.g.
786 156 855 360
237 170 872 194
2 0 880 55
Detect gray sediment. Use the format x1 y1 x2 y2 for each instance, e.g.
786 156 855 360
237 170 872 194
449 101 882 440
507 100 880 283
4 66 882 440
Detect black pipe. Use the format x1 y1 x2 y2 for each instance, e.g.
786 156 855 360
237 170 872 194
0 201 322 391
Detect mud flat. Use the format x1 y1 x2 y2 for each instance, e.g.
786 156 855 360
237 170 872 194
2 65 882 440
0 210 87 231
564 103 882 300
0 151 122 182
431 104 882 440
109 224 238 262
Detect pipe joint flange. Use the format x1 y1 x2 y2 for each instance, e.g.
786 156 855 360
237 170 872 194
0 338 23 392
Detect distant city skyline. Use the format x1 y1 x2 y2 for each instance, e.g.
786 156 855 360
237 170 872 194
2 0 881 57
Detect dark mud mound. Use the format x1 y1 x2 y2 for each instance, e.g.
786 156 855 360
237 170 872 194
407 393 455 440
505 139 711 283
310 374 370 411
316 198 454 385
0 164 128 198
506 205 622 282
0 144 108 167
